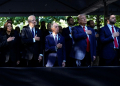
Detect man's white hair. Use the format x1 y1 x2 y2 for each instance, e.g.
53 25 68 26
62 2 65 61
28 15 35 22
51 22 57 29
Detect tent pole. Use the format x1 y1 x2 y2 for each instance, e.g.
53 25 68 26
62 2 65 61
103 0 108 26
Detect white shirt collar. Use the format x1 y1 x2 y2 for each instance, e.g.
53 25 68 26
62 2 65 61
81 25 87 30
52 33 58 37
29 26 35 30
69 26 73 28
81 25 86 28
107 24 114 28
52 33 58 41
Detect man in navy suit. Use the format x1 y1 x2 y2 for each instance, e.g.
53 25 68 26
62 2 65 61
71 14 96 67
45 23 66 67
21 15 43 67
100 14 120 66
62 17 74 67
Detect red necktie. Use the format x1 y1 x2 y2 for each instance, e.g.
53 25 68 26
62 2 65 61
83 26 90 52
112 26 118 48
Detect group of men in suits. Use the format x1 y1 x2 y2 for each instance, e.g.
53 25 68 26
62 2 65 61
62 14 120 67
1 14 119 67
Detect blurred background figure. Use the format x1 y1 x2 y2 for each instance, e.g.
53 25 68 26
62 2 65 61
7 19 13 24
43 23 52 66
15 26 21 36
35 25 40 29
41 21 47 32
87 20 95 29
62 17 74 67
59 26 62 35
15 26 23 67
44 23 52 36
0 28 3 34
87 20 100 66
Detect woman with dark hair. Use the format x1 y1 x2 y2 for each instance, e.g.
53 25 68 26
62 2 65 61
0 22 20 67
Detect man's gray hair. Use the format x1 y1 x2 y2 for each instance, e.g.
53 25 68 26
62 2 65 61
51 22 56 29
28 15 35 22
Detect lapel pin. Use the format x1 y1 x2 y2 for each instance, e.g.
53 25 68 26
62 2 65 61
59 36 60 40
117 29 119 32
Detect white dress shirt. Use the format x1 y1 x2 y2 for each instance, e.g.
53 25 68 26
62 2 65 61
52 33 58 41
107 24 119 49
69 26 73 38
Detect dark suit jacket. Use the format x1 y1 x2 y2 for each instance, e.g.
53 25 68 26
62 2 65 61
45 33 66 66
21 27 43 60
0 31 20 62
100 25 120 59
62 27 73 57
70 26 96 61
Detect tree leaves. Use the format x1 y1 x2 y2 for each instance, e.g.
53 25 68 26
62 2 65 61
0 15 120 30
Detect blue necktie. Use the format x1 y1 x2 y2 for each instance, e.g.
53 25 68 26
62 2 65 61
32 28 34 38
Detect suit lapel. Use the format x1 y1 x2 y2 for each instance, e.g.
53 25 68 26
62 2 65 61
26 27 33 38
50 34 55 45
105 25 113 36
87 26 91 43
57 34 61 43
67 27 70 34
78 26 85 33
35 28 38 36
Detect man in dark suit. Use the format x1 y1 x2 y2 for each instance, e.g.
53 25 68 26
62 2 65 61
21 15 43 67
99 14 120 66
45 23 66 67
71 14 96 67
62 17 74 67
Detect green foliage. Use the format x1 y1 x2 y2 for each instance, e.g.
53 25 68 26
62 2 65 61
40 16 66 23
0 15 120 29
0 17 28 27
